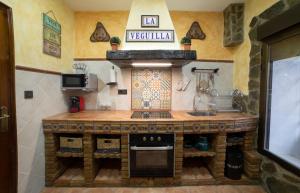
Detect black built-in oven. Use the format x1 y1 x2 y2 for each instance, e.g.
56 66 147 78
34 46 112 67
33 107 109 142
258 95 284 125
130 134 174 177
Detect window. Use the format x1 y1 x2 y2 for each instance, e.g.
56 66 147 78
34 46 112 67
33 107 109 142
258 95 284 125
259 24 300 175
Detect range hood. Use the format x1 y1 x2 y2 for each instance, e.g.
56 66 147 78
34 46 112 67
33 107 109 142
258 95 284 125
106 50 197 68
107 0 197 68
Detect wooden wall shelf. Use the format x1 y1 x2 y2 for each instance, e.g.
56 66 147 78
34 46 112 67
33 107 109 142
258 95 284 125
56 151 84 158
106 50 197 68
183 148 216 158
94 168 122 186
54 167 84 187
94 152 121 159
227 142 244 146
181 166 215 185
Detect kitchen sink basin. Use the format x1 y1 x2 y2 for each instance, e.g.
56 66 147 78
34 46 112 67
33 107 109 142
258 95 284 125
187 111 216 116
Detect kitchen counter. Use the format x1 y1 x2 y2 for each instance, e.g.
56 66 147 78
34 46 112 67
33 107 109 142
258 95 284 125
43 110 257 122
43 110 260 187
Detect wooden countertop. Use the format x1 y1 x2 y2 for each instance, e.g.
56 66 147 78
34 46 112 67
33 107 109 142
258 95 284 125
43 111 257 122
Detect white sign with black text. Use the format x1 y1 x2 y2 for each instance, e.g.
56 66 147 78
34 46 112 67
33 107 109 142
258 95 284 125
126 30 174 42
141 15 159 27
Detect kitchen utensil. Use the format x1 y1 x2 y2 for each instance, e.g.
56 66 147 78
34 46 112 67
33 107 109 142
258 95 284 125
194 136 209 151
184 139 194 148
199 80 209 91
232 89 244 111
182 78 191 91
176 80 183 91
73 63 87 74
193 69 219 112
196 72 200 93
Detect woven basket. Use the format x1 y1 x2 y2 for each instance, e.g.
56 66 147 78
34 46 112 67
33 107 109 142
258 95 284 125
60 137 83 150
97 138 120 150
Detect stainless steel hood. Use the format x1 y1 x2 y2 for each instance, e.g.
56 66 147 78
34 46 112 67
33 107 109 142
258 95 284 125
106 50 197 68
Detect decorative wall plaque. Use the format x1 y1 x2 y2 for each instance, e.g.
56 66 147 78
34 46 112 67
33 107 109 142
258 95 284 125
43 12 61 58
141 15 159 27
186 21 206 40
90 22 110 42
126 30 174 42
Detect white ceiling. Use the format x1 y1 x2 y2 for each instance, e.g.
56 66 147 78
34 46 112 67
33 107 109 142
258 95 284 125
64 0 244 12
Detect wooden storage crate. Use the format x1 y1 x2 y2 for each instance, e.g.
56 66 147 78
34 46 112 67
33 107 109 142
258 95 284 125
60 136 83 152
97 138 120 150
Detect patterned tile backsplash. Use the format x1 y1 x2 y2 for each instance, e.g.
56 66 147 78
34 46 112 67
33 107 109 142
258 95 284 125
132 69 172 110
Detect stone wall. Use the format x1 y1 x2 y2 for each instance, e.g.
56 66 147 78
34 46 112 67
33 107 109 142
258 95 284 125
247 0 300 192
261 157 300 193
223 3 244 47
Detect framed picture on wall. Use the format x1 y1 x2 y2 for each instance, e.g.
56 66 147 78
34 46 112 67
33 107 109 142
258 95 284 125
141 15 159 28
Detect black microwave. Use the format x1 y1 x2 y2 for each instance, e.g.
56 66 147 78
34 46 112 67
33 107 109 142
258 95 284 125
61 73 98 91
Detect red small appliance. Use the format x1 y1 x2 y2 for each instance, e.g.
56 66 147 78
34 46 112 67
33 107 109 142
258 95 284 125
79 96 85 111
69 96 85 113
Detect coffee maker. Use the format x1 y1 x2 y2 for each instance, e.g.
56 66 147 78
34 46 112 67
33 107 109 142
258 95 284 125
69 96 85 113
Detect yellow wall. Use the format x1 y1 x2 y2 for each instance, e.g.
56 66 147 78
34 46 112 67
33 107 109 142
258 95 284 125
74 11 235 60
233 0 279 93
0 0 281 86
171 11 234 60
75 11 129 58
1 0 74 72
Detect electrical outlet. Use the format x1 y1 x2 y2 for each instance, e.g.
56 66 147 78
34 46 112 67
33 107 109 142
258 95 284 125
118 89 127 95
24 90 33 99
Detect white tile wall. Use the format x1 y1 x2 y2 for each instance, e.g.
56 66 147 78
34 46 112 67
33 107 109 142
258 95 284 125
76 61 233 111
15 70 68 193
70 61 131 110
172 61 233 110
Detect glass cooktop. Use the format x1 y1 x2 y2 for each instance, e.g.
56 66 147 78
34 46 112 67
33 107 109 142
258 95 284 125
131 111 173 119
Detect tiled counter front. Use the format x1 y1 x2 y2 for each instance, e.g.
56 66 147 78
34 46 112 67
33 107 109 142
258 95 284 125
43 117 260 187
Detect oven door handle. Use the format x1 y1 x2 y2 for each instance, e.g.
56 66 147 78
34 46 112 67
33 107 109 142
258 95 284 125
130 146 173 151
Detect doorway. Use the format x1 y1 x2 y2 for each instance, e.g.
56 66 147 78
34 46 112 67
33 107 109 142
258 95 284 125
0 2 17 193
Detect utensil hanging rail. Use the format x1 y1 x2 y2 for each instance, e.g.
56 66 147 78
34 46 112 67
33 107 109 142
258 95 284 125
191 67 219 73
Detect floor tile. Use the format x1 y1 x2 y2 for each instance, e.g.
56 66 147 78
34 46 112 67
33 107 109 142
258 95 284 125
136 188 153 193
215 185 241 193
188 186 217 193
165 187 190 193
236 185 266 193
86 188 116 193
41 186 267 193
114 187 137 193
149 188 168 193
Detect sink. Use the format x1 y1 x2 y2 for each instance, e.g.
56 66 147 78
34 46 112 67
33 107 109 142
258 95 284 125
187 111 216 116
